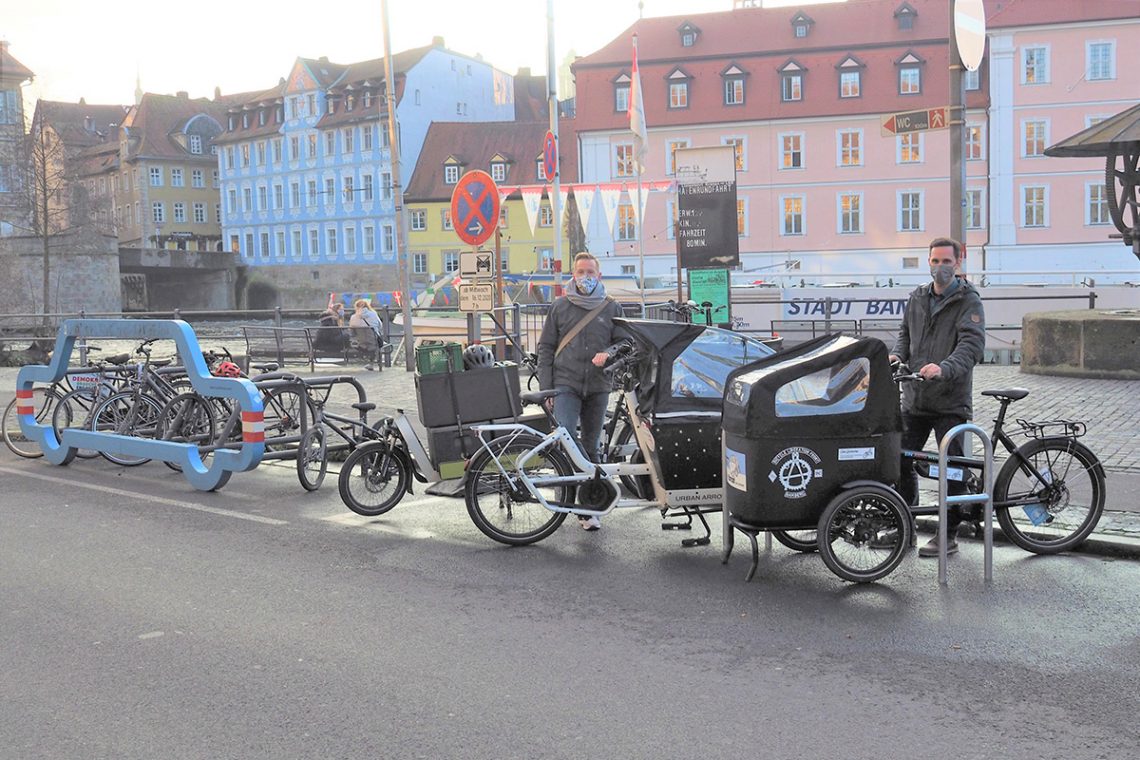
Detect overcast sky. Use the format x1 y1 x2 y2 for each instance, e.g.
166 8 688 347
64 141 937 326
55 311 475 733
4 0 829 106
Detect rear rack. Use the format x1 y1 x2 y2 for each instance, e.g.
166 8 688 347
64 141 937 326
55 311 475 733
1015 418 1087 439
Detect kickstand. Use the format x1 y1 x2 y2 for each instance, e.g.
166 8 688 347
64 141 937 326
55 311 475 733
681 509 711 548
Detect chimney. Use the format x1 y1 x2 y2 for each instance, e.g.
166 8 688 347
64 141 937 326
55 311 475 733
214 86 222 100
319 56 329 63
517 67 531 78
84 115 94 132
432 36 445 48
79 96 87 106
177 90 189 99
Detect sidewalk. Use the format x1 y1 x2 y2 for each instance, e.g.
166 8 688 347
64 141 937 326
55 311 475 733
4 361 1139 557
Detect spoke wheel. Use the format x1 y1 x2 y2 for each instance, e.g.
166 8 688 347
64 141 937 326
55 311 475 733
297 427 328 491
818 485 910 583
90 391 164 466
772 529 819 553
464 434 573 545
337 441 408 516
157 393 218 472
261 387 316 452
51 389 102 459
4 389 63 459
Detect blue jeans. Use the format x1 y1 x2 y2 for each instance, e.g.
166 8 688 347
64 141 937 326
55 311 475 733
900 412 969 529
552 386 609 463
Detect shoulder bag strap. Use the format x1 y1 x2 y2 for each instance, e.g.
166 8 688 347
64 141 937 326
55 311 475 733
555 297 614 357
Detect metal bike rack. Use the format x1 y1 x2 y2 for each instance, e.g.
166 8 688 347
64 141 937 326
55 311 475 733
936 423 995 585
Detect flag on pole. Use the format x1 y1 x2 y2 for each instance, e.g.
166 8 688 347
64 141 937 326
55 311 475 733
630 34 648 175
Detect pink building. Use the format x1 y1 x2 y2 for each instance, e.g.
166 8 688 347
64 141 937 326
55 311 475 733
569 0 1140 282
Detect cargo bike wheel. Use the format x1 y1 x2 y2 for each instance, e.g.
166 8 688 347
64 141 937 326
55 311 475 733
464 433 575 546
817 484 910 583
338 440 408 516
771 530 818 553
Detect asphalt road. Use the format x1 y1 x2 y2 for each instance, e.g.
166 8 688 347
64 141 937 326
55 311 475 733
2 454 1139 759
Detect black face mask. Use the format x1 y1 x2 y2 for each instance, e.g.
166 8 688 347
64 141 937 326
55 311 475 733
930 263 955 288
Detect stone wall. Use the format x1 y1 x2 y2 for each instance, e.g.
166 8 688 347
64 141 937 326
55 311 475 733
1022 309 1140 379
0 231 121 314
240 262 405 310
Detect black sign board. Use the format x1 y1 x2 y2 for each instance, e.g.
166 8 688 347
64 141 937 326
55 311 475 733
676 181 739 269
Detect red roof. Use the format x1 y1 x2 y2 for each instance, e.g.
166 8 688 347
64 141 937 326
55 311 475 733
120 93 230 159
0 42 34 84
35 100 130 151
406 121 553 201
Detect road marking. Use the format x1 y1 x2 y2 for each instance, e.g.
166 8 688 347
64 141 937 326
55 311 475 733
0 465 289 525
320 511 436 538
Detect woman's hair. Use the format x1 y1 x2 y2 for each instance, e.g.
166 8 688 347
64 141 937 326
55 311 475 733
353 298 370 309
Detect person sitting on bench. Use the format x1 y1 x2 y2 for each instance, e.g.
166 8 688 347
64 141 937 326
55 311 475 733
349 299 386 370
314 301 349 354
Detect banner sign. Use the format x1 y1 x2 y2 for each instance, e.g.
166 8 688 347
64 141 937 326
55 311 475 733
687 267 731 327
675 146 739 270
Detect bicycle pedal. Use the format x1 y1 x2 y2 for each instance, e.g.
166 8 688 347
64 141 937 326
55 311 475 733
681 537 710 548
661 522 692 531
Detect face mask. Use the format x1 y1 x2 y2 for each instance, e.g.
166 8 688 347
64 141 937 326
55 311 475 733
930 263 955 288
575 275 598 294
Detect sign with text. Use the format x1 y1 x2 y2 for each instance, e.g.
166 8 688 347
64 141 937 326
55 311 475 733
881 107 949 136
458 283 495 313
674 146 739 270
687 267 731 327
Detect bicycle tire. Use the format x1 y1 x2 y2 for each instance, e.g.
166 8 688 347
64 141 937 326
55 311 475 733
464 433 573 546
261 386 317 452
90 391 164 466
297 427 328 491
610 422 653 498
337 441 408 516
817 484 910 583
157 393 218 473
771 529 819 553
2 388 60 459
994 437 1105 554
52 388 104 459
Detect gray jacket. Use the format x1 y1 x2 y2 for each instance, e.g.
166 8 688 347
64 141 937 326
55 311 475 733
891 278 986 418
537 296 624 395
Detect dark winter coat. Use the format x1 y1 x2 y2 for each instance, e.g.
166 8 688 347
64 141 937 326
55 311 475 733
537 296 624 395
891 277 986 418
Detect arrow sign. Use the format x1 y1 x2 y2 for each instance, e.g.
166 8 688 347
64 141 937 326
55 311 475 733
881 107 950 136
450 170 500 247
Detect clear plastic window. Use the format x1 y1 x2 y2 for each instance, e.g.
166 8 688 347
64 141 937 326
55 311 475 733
671 329 772 399
774 357 870 417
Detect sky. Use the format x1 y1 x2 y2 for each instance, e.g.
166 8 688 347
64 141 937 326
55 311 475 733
3 0 835 106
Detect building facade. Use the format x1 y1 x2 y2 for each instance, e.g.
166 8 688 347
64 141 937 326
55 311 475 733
0 41 34 236
569 0 1140 281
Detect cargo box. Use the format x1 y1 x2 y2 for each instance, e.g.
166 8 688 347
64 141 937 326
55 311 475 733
415 362 523 427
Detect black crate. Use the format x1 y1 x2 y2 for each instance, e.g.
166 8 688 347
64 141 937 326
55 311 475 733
426 412 551 479
415 363 523 427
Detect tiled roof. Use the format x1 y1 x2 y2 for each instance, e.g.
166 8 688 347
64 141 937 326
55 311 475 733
121 93 230 160
512 73 549 123
36 100 130 150
0 42 34 83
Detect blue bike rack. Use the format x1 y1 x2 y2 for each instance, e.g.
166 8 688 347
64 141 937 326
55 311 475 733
15 319 265 491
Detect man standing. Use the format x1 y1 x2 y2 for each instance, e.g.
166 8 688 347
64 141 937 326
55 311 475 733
890 237 986 557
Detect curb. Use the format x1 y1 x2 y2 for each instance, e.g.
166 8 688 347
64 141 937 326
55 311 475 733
914 516 1140 561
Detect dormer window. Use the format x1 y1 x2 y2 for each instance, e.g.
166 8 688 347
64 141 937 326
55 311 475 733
443 157 461 184
189 134 202 154
242 113 249 128
896 51 925 95
489 154 509 183
778 60 806 102
677 21 700 47
327 97 336 115
346 94 355 112
836 55 865 98
536 157 546 181
276 106 283 123
613 72 631 112
895 2 917 31
791 12 814 38
666 68 691 109
363 91 372 108
258 110 266 126
721 64 747 106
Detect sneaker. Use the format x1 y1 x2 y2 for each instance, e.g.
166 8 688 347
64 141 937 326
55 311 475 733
918 535 958 558
578 516 601 531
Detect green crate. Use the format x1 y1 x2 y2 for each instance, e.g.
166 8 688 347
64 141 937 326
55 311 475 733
415 342 463 375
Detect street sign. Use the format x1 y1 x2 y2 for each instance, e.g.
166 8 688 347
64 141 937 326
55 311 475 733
458 282 494 313
542 130 557 182
881 107 949 136
955 0 987 73
450 170 500 247
460 250 494 278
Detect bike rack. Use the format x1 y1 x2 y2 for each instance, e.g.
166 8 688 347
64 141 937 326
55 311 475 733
936 423 995 585
16 319 265 491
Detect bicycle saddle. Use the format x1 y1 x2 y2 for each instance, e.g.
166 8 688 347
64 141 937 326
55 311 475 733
352 402 377 413
519 389 561 407
252 363 279 373
104 353 131 365
981 388 1029 401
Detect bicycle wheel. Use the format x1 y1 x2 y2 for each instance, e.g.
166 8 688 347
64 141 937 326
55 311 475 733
772 530 819 553
464 433 573 546
337 441 408 516
297 427 328 491
90 391 164 466
994 438 1105 554
52 388 104 459
261 387 316 452
3 388 60 458
157 393 218 472
818 485 910 583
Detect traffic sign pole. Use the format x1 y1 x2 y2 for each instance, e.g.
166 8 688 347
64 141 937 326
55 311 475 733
949 0 967 252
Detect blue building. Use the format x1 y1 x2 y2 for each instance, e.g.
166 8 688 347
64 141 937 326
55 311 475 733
215 38 517 298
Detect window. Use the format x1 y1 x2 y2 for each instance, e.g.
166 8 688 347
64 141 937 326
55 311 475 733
441 210 453 230
291 182 300 208
152 201 165 223
896 4 915 30
256 142 266 165
410 209 426 231
899 67 921 94
898 191 923 231
837 130 862 166
774 358 870 418
499 248 509 272
381 172 391 200
260 232 269 258
1087 183 1109 225
363 91 372 109
275 231 285 260
490 162 506 182
307 180 318 206
382 225 394 253
669 81 689 109
324 177 335 201
167 167 182 187
965 68 980 91
444 252 459 273
1022 185 1047 227
325 131 335 155
413 253 427 274
1023 46 1049 84
736 199 747 236
780 196 804 236
966 125 983 160
840 70 861 98
193 202 206 223
292 230 302 259
326 227 338 255
780 134 803 170
666 139 690 175
346 95 355 112
781 74 802 102
274 184 284 209
724 77 744 105
345 227 356 256
617 203 636 241
307 134 317 158
343 128 354 153
539 205 554 228
615 144 635 177
838 193 862 234
722 137 746 171
1087 41 1115 81
444 165 459 184
309 229 319 257
682 32 695 47
1023 120 1047 157
614 82 630 112
343 176 354 203
257 185 267 211
215 204 221 224
189 134 202 154
149 167 163 186
289 136 299 160
243 188 252 212
363 225 375 254
363 174 374 201
227 188 237 213
171 202 185 223
966 189 984 229
191 169 204 188
499 207 509 227
363 126 373 151
898 132 922 163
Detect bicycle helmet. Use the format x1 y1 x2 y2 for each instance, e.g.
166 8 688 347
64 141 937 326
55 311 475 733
214 360 243 378
463 343 495 369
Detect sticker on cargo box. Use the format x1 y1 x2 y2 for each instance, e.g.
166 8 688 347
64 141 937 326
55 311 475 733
724 448 747 491
838 447 875 461
769 446 823 500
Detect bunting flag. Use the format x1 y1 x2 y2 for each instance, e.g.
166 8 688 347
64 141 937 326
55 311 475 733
574 185 597 235
627 184 651 230
497 185 516 206
599 184 623 236
630 34 649 175
558 185 571 231
520 186 544 236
